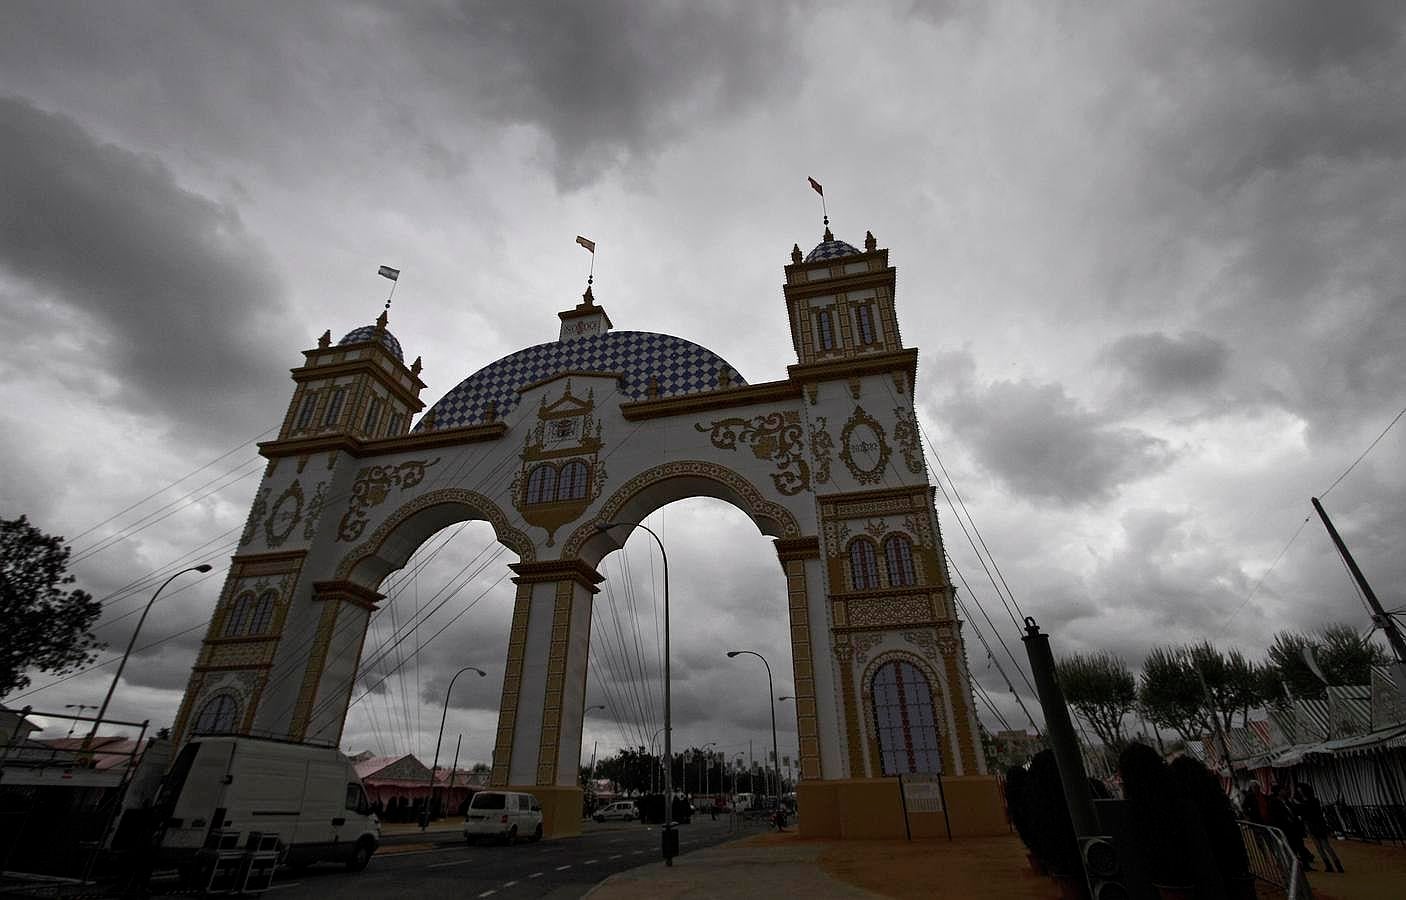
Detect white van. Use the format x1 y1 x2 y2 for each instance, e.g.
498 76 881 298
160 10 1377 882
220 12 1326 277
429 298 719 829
463 790 543 844
593 800 639 822
155 736 380 877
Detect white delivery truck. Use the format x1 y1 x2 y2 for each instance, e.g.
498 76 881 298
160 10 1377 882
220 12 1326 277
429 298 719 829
154 736 380 882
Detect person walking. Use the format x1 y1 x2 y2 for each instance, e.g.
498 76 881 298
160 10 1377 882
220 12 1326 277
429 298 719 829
1269 782 1315 870
1295 783 1344 873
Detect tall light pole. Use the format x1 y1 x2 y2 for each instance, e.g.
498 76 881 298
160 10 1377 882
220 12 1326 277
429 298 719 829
700 741 717 798
584 705 606 781
727 650 780 810
86 564 211 747
426 666 486 828
597 521 675 865
648 725 666 796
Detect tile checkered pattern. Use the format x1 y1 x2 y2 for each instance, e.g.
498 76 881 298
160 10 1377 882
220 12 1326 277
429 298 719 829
804 238 861 262
339 325 404 361
416 330 748 430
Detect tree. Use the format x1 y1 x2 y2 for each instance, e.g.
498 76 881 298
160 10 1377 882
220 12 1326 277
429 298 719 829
0 516 104 697
1266 623 1389 699
1055 650 1137 751
1139 643 1264 743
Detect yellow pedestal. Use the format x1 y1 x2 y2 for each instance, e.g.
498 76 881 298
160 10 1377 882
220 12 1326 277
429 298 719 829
504 785 583 839
797 776 1007 839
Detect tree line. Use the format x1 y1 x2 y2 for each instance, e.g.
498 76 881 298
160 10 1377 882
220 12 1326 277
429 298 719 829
1055 625 1387 751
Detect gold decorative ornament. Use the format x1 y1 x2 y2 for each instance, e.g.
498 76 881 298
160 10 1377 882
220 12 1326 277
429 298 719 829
241 487 270 546
696 410 810 496
336 457 441 542
892 406 924 474
809 416 834 484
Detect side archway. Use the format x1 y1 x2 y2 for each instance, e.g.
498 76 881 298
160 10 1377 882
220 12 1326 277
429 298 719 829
335 487 536 587
858 649 951 778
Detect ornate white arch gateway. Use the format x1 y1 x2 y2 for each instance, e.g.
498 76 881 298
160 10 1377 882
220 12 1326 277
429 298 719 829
172 227 1006 838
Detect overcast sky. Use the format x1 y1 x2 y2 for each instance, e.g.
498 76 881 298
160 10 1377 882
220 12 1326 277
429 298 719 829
2 1 1403 770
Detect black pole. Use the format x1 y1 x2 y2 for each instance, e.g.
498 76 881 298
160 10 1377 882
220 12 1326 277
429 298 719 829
1312 497 1406 709
1021 617 1098 838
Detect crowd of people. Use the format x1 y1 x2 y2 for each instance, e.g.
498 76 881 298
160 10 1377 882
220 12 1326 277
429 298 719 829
1239 781 1345 873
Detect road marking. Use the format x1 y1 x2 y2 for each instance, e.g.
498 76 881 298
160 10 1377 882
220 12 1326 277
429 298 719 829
427 857 480 869
477 892 497 899
609 854 622 860
528 872 543 879
263 884 302 892
632 850 643 855
503 881 518 887
555 864 572 870
585 858 599 864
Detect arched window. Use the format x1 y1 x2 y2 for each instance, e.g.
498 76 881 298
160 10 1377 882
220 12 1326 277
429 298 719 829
557 461 590 501
224 592 256 637
295 391 318 430
849 539 881 590
855 304 877 345
323 388 346 427
249 590 277 635
884 534 917 587
525 464 557 505
194 694 241 734
816 309 836 351
363 397 383 435
872 660 942 775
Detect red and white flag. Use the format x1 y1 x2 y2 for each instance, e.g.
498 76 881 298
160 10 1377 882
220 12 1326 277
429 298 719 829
807 176 823 196
575 235 596 253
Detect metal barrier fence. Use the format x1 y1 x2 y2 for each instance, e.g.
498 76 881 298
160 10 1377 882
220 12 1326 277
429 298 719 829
1325 802 1406 842
1238 821 1313 899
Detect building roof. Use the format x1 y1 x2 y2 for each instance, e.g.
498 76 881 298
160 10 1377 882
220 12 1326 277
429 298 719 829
339 324 404 361
417 330 746 430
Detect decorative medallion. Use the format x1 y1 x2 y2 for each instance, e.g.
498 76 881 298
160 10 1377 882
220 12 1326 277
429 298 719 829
893 406 925 475
336 458 441 542
864 518 887 540
513 381 604 546
265 481 305 547
809 416 834 485
241 487 270 546
696 410 810 496
839 406 891 485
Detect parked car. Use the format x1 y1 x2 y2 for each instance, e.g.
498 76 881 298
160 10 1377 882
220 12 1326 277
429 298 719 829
593 800 639 823
463 791 543 844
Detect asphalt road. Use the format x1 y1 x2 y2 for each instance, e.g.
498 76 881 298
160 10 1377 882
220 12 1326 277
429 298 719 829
260 816 766 899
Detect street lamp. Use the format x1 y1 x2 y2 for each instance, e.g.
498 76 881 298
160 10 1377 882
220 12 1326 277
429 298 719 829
700 741 717 798
426 666 486 828
648 725 667 796
86 564 212 747
597 521 675 865
726 649 781 811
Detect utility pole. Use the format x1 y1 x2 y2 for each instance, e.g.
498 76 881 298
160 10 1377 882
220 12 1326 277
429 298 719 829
1312 497 1406 709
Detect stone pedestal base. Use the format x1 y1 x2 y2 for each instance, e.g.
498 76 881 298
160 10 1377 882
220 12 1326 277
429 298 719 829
505 785 583 839
796 776 1007 839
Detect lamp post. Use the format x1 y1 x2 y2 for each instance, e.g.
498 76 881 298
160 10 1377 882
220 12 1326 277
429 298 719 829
86 564 212 747
426 666 486 829
584 705 606 781
726 650 780 811
597 521 675 865
648 725 667 796
700 741 717 799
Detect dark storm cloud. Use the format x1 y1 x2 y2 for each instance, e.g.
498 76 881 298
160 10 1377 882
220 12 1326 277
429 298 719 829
402 0 800 189
0 96 290 439
1209 0 1404 73
1103 331 1229 400
937 367 1176 505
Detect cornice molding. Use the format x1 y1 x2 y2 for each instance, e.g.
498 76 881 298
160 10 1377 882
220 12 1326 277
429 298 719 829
786 348 918 385
620 379 802 421
509 558 605 592
259 422 508 459
312 579 385 611
774 536 822 561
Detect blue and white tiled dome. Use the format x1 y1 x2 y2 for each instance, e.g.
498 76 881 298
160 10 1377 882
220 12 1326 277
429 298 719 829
804 237 861 262
339 324 404 362
417 331 746 430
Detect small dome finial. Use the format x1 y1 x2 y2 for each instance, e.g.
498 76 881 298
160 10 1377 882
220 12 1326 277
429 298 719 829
411 356 423 376
791 244 803 264
375 310 389 330
864 230 876 251
318 329 331 348
583 284 595 306
823 225 834 242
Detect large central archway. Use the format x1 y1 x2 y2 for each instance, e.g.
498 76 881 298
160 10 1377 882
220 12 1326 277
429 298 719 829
172 228 1005 839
